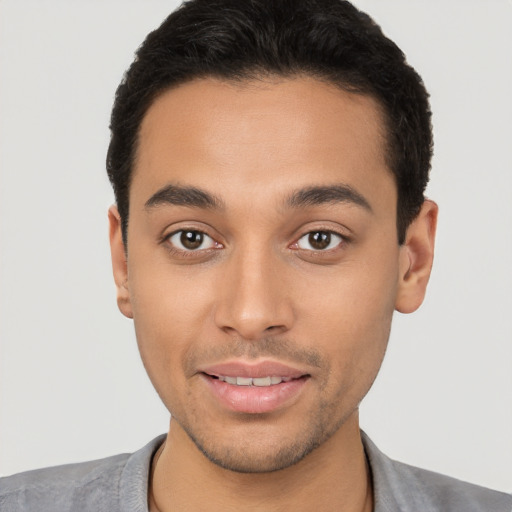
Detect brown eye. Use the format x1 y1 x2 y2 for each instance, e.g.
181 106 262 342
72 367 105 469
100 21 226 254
168 230 216 251
297 231 343 251
309 232 330 250
181 230 203 249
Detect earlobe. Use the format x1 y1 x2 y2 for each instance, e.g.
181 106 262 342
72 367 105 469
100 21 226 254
108 205 133 319
395 200 438 314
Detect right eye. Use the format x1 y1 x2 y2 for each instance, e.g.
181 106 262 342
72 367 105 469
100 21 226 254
167 230 217 251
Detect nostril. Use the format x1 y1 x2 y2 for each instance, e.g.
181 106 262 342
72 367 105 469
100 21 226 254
264 325 286 334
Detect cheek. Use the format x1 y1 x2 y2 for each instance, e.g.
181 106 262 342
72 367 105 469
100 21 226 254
296 254 399 393
127 260 217 393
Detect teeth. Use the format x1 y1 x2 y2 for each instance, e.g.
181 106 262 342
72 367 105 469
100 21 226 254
253 377 272 387
217 375 291 387
236 377 253 386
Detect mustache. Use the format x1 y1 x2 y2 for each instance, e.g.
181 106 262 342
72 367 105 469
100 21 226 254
184 337 327 374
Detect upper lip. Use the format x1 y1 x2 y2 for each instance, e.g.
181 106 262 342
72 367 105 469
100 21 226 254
198 360 308 379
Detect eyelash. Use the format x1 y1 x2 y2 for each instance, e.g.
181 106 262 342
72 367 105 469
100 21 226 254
162 227 349 258
162 229 222 257
292 230 347 253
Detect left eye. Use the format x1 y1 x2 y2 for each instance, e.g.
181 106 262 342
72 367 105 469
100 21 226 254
167 230 216 251
296 231 344 251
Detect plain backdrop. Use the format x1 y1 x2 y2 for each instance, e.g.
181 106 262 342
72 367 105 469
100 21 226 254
0 0 511 493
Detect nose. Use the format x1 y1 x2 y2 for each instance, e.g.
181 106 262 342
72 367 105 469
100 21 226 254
214 248 294 340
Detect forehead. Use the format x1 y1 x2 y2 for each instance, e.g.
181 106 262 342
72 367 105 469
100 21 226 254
132 76 393 211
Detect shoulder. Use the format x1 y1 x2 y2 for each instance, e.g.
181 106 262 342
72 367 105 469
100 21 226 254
0 453 129 512
361 432 512 512
388 458 512 512
0 435 165 512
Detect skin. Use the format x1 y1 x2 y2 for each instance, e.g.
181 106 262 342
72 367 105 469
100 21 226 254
109 77 437 512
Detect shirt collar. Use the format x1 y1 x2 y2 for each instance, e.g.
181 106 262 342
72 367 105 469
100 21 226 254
120 431 433 512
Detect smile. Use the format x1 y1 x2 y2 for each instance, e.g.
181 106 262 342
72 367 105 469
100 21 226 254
214 375 293 386
197 360 311 413
201 371 309 414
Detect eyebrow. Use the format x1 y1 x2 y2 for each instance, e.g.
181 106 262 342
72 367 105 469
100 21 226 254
286 184 372 212
145 184 224 210
144 182 372 213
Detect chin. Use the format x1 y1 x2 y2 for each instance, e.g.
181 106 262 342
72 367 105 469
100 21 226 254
179 412 341 474
193 435 321 473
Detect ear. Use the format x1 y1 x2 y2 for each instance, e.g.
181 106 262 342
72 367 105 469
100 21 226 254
108 205 133 319
395 199 438 314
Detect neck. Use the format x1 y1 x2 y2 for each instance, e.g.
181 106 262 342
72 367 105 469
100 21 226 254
149 412 373 512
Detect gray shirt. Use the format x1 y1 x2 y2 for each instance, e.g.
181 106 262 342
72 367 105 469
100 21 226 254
1 432 511 511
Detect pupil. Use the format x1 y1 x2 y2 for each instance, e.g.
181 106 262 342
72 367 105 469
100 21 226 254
181 231 203 250
309 231 330 250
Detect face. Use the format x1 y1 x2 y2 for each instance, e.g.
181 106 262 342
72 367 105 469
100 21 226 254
110 77 433 473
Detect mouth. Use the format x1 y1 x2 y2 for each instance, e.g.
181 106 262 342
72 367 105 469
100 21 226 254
198 361 311 414
208 375 296 386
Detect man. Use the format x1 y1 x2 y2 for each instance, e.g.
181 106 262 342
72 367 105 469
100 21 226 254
1 0 510 510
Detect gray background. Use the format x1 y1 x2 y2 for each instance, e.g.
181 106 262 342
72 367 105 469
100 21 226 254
1 0 511 492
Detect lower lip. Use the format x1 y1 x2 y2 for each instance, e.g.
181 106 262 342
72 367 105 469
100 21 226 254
202 374 309 414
